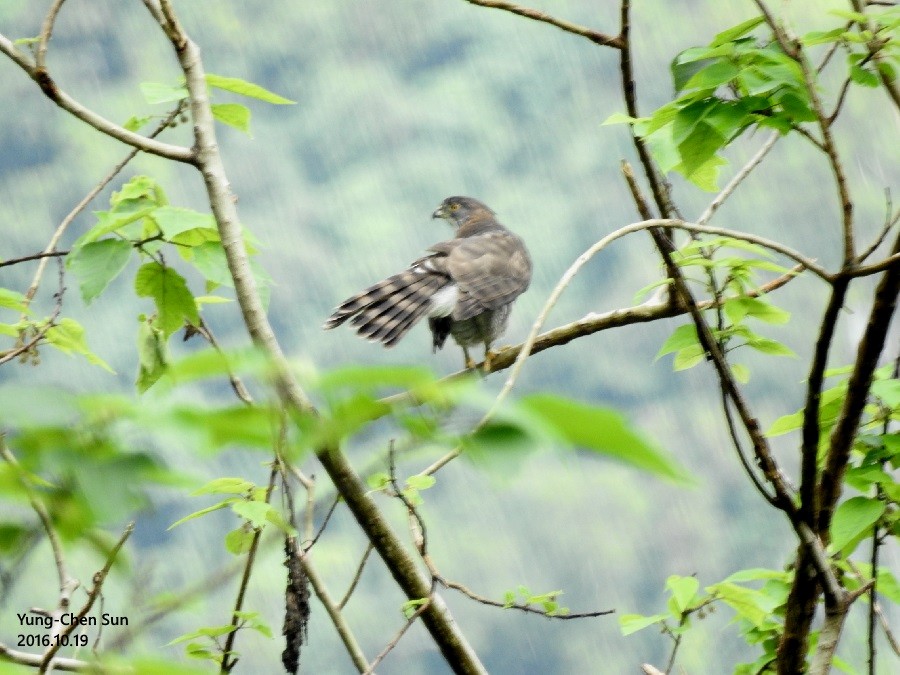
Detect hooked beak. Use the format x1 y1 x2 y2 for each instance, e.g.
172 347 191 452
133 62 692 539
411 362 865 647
432 205 446 220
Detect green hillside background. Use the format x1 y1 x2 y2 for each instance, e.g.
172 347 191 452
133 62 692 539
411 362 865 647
0 1 897 672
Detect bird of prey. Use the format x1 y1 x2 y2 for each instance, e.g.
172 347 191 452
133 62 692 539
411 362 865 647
323 196 532 371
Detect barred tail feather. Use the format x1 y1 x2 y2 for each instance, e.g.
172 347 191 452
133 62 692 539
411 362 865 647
369 277 445 346
324 271 449 347
351 276 434 336
323 272 417 330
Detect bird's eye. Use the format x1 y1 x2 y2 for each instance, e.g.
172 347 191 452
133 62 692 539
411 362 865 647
449 203 459 211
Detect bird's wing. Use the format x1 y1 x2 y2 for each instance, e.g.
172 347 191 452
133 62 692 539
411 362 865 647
428 231 532 321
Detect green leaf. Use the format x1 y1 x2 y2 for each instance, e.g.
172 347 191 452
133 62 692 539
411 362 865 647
801 28 845 46
684 59 741 91
205 74 296 104
643 124 681 174
406 474 436 491
67 239 133 303
519 393 690 482
850 66 881 87
600 112 637 126
136 314 170 393
677 121 726 178
657 324 700 358
134 262 200 338
191 242 234 287
619 613 668 636
673 343 706 371
45 318 114 372
745 336 796 357
0 288 28 313
76 208 155 247
124 115 153 132
711 16 765 46
212 103 252 133
167 624 237 645
401 598 428 619
766 410 802 436
366 472 391 491
830 496 885 552
168 498 239 529
721 568 787 583
731 363 750 383
193 477 255 496
152 206 216 240
667 575 700 613
708 582 777 627
870 379 900 408
224 527 254 555
724 297 790 325
680 154 727 191
231 500 273 529
140 81 188 104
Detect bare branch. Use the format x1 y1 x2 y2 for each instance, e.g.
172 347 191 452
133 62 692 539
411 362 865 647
755 0 855 262
697 131 780 226
36 0 67 72
851 251 900 277
362 595 432 675
856 189 897 264
39 522 134 670
220 466 278 673
300 548 371 673
0 643 86 671
0 33 193 162
461 0 624 49
338 544 374 611
0 250 67 269
818 231 900 534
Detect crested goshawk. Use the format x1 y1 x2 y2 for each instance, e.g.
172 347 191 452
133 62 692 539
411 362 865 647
323 196 532 370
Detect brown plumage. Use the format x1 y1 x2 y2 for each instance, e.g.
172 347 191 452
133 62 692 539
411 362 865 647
324 196 532 369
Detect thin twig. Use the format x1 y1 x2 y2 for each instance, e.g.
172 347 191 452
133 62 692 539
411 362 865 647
362 594 433 675
191 320 254 405
856 190 897 264
0 34 193 162
39 522 134 672
338 544 374 611
434 573 613 620
697 131 780 226
300 548 371 672
0 250 68 269
303 494 341 552
35 0 67 72
219 466 278 673
461 0 624 48
756 0 855 262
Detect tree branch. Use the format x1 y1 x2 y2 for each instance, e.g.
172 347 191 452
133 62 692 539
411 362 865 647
148 2 487 670
461 0 624 49
818 230 900 535
0 34 193 163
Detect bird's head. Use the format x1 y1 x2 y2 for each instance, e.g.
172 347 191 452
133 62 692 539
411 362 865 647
432 196 494 227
